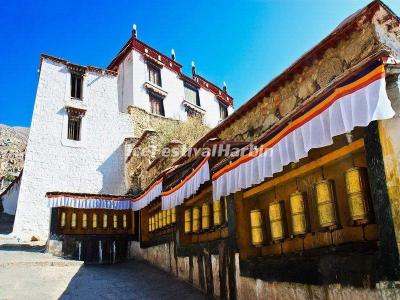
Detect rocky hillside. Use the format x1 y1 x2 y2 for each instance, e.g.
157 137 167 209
0 124 29 191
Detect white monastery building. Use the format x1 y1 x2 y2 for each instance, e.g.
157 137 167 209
4 26 234 240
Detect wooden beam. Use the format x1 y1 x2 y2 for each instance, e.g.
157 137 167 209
184 185 213 206
243 139 365 199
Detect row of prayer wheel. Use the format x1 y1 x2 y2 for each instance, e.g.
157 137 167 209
60 211 128 230
148 207 176 232
184 197 228 234
250 167 370 247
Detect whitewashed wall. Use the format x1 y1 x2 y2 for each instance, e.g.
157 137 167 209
12 59 133 240
118 49 232 127
1 179 21 215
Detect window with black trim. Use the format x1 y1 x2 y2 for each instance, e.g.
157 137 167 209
184 85 200 106
67 116 81 141
71 73 83 99
148 64 161 86
149 94 165 116
219 103 228 120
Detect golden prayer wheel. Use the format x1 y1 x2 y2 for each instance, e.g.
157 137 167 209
315 180 338 229
60 212 66 228
192 206 201 233
103 214 108 229
162 210 167 228
82 213 88 229
167 209 171 225
213 200 223 227
155 213 159 230
250 209 264 247
345 167 369 223
123 214 127 229
113 214 118 229
71 212 77 229
149 216 152 232
158 211 163 228
92 213 97 229
289 191 307 235
269 201 285 241
202 203 210 230
184 209 192 233
172 207 176 224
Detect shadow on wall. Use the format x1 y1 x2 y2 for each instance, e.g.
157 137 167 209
0 212 14 235
59 260 206 299
97 143 126 195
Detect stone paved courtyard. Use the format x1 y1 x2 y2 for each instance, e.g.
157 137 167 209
0 234 206 300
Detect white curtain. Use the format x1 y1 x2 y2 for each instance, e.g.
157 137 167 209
213 74 394 200
131 179 163 211
48 197 132 210
162 157 210 210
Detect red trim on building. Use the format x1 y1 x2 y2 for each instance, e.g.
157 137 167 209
193 74 233 106
107 37 234 106
182 0 397 153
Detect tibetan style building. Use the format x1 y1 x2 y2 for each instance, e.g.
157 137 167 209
3 0 400 299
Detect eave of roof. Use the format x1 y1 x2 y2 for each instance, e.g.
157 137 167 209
187 0 398 151
41 54 118 76
107 37 233 106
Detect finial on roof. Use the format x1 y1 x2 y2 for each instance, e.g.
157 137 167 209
223 81 227 93
191 61 196 76
132 24 137 38
171 49 176 61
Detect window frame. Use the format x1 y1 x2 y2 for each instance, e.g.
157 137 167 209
147 63 162 87
149 93 165 116
70 72 84 100
219 102 228 120
184 84 201 107
67 115 82 141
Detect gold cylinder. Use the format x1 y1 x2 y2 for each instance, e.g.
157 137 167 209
162 210 167 228
172 207 176 224
60 212 66 228
103 214 108 229
315 180 337 228
167 209 171 225
269 201 285 241
184 209 192 233
202 203 210 230
192 206 200 233
113 214 118 229
92 213 97 229
155 213 159 230
345 167 369 223
158 211 163 228
250 209 264 247
289 191 307 235
71 212 77 229
149 216 152 232
213 200 222 226
82 213 88 229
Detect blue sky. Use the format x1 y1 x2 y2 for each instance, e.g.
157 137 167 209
0 0 399 127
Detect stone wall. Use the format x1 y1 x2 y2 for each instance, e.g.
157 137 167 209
126 106 209 191
217 6 400 143
128 240 400 300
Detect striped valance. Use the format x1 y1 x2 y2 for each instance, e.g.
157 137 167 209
47 178 163 211
161 155 210 210
131 178 163 211
212 60 395 201
47 194 132 210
